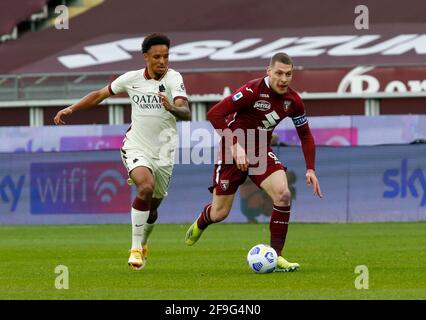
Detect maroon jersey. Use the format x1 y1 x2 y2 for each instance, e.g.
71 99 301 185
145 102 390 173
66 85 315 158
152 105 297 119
207 77 316 170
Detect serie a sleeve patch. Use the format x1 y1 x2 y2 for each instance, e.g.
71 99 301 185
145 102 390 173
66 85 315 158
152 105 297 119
232 92 243 102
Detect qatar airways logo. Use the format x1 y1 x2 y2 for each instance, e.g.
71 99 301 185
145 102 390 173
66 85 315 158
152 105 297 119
131 94 162 110
58 34 426 69
30 162 130 214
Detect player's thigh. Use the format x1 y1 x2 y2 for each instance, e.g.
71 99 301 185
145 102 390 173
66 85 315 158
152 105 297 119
210 162 247 196
151 166 172 199
250 151 290 203
209 162 246 221
121 148 155 189
259 169 291 204
130 166 155 193
210 189 236 221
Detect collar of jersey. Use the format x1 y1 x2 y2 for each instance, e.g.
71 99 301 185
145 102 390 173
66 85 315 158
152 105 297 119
144 68 168 81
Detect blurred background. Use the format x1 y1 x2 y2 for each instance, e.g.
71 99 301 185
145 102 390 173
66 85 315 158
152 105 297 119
0 0 425 224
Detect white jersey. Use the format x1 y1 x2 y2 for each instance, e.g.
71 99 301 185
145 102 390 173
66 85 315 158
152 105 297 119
109 68 188 166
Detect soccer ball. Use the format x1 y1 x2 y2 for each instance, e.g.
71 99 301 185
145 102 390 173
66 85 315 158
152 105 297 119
246 244 278 273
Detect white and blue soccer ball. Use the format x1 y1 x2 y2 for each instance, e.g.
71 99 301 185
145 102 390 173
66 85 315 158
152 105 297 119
246 244 278 273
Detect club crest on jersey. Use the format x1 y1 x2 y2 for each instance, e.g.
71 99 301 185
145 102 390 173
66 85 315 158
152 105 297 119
283 100 292 112
232 92 243 101
220 180 230 191
253 100 271 111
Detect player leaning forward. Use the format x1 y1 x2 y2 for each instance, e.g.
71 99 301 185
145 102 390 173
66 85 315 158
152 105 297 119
185 53 323 272
54 33 191 270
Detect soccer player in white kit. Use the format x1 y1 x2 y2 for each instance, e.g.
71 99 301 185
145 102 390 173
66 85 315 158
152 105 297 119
54 33 191 270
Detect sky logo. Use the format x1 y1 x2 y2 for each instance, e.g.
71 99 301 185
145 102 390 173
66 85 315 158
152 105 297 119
383 159 426 207
0 175 25 212
31 162 130 214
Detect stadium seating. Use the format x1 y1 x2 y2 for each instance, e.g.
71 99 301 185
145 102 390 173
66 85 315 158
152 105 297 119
0 0 425 124
0 0 49 40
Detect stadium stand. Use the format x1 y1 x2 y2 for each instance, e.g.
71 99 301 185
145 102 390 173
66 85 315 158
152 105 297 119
0 0 104 43
1 0 425 72
0 0 49 37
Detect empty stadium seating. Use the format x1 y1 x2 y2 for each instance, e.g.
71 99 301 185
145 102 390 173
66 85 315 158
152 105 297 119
0 0 425 126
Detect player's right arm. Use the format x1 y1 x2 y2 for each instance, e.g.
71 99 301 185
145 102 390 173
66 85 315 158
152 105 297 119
207 84 254 130
207 83 256 171
54 85 112 125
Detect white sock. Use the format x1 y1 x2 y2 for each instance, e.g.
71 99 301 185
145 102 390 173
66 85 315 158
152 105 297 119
141 223 155 246
131 208 149 250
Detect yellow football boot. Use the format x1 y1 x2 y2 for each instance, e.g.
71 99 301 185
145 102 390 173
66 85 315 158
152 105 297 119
275 256 300 272
185 221 204 246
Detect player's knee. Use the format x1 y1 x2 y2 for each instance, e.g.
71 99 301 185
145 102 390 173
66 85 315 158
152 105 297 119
136 183 154 199
211 207 230 222
273 187 291 205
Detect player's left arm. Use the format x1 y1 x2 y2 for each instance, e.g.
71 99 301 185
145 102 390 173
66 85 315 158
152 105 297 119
160 72 191 120
160 95 191 120
292 102 323 198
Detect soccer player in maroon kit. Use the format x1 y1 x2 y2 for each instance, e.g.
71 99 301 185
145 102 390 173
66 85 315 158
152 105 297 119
185 52 323 272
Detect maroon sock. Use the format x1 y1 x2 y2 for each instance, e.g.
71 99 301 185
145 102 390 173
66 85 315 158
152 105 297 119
269 205 291 256
196 204 213 230
132 196 151 211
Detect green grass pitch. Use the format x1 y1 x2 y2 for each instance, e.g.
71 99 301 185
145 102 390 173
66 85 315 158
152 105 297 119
0 222 425 300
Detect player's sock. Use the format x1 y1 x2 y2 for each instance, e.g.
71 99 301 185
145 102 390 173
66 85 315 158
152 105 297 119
141 223 154 246
131 197 150 250
269 205 291 256
196 204 213 230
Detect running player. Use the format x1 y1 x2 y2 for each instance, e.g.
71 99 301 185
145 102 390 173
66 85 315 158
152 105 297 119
185 52 322 272
54 33 191 270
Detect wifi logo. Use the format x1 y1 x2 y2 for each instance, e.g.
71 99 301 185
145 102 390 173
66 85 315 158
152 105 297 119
31 161 130 214
94 170 125 203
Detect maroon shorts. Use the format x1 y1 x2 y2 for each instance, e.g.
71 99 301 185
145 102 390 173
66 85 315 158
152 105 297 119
209 151 287 195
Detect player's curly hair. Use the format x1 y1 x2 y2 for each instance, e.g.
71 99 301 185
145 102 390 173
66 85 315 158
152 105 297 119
141 33 171 53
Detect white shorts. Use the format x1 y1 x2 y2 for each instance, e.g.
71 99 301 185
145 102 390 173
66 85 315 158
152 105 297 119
120 147 173 199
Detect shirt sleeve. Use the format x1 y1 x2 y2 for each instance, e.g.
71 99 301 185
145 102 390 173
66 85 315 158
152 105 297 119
169 72 188 102
290 98 308 128
207 83 256 131
291 97 316 170
109 72 131 95
207 83 257 148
